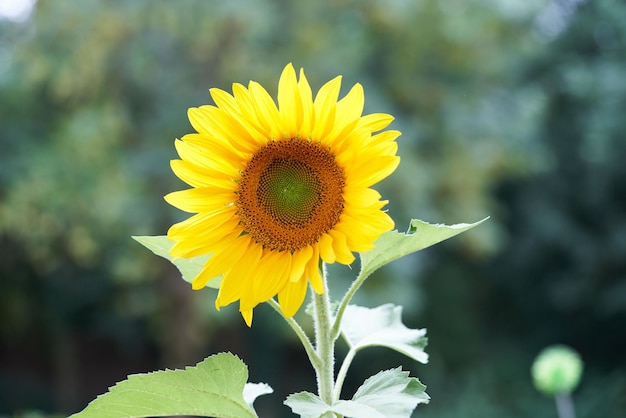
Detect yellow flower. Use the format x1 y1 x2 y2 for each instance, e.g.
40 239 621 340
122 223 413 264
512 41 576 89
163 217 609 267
165 64 400 326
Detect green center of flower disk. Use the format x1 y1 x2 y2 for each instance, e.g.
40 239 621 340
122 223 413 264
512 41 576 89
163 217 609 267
258 160 320 225
237 138 345 252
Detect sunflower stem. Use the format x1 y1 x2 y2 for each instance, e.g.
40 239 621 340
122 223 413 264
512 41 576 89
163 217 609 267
330 260 369 341
333 347 357 401
266 298 321 370
313 263 336 406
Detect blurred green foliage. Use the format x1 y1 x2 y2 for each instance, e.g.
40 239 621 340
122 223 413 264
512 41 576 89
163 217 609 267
1 0 625 416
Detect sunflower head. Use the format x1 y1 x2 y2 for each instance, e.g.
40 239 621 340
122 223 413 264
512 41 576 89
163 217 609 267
165 64 400 325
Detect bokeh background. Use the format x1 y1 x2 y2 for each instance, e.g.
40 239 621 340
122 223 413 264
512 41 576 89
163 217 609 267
1 0 625 416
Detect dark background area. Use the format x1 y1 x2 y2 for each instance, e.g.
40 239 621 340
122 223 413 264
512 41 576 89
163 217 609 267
1 0 625 416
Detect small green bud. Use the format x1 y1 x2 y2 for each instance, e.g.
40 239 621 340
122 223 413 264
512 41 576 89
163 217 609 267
531 345 583 396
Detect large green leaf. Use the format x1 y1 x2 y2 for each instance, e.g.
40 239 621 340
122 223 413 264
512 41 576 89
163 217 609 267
359 218 488 280
341 304 428 364
284 368 428 418
132 235 220 288
71 352 267 418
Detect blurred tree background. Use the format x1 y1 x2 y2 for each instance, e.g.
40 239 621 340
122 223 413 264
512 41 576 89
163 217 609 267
1 0 625 416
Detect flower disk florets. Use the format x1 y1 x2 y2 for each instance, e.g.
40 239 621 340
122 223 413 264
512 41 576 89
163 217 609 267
237 138 345 253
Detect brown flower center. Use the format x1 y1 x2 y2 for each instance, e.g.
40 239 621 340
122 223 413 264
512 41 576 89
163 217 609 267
236 138 345 252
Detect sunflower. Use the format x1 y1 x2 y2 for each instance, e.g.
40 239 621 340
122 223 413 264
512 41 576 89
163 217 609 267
165 64 400 326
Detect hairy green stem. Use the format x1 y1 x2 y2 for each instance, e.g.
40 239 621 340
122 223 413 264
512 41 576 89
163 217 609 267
330 260 368 341
267 298 321 370
333 347 357 401
313 264 336 405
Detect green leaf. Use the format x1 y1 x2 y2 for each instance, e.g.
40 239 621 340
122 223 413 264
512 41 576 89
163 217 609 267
331 401 386 418
71 352 262 418
347 368 429 417
284 392 334 418
341 304 428 364
359 218 488 280
132 235 220 289
285 392 380 418
284 368 428 418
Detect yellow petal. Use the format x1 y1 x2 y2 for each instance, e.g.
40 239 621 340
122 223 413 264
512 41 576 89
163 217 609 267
193 235 251 288
189 267 221 289
167 211 239 243
290 245 313 282
278 63 302 138
167 209 224 234
314 83 364 148
178 134 248 166
340 211 394 239
369 129 402 146
312 75 341 141
328 229 355 265
167 206 239 242
251 250 291 304
248 81 284 138
297 68 314 134
278 276 308 317
359 113 395 132
190 106 258 154
334 216 381 252
209 87 239 117
216 242 262 307
211 86 269 146
350 155 400 187
232 83 270 143
170 159 239 189
306 247 324 294
330 83 364 140
240 309 253 327
342 186 383 208
318 233 336 264
164 188 234 213
331 125 370 163
333 121 399 161
187 105 218 136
